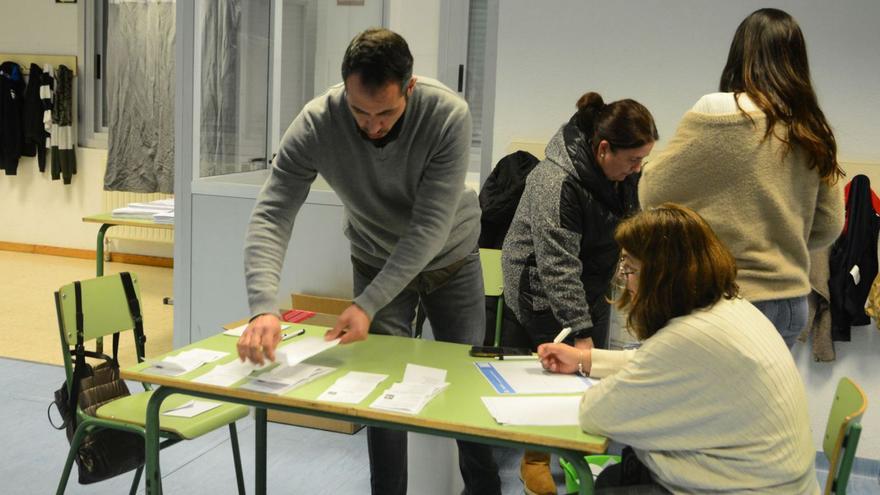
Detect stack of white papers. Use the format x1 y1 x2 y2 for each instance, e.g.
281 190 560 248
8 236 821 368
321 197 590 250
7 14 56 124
144 349 228 376
276 337 340 366
240 363 334 395
193 359 271 387
478 360 596 394
481 396 582 426
112 199 175 220
162 400 222 418
370 364 449 415
317 371 388 404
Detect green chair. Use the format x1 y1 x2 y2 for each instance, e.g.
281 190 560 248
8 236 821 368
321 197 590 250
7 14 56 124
479 248 504 346
54 273 248 495
822 377 868 495
559 453 618 494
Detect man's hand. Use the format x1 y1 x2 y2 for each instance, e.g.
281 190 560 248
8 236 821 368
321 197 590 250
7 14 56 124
324 304 371 344
237 313 282 365
537 343 589 375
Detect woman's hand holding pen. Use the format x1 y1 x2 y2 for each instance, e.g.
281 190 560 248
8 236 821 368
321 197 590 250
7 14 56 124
538 343 589 375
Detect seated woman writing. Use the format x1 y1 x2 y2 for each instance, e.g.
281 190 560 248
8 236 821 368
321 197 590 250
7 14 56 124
538 204 818 494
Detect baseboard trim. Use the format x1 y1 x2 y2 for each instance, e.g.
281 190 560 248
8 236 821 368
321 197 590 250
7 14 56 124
0 241 173 268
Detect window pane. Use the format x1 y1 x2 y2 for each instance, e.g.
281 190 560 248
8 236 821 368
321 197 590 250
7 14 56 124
465 0 488 149
199 0 271 178
277 0 317 144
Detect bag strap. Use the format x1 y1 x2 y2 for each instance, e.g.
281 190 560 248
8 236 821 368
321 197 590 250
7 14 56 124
68 280 86 416
119 272 147 363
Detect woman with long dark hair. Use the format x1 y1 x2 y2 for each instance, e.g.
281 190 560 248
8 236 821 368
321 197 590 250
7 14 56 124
640 8 845 348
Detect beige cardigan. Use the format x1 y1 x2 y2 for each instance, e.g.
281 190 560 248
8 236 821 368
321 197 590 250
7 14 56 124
640 110 844 302
583 298 819 494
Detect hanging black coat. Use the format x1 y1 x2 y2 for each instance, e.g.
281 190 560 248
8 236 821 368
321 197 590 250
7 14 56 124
477 150 540 249
0 61 26 175
829 174 879 341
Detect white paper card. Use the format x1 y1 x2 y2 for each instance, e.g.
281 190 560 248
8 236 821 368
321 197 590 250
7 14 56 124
145 349 228 376
276 337 340 366
239 363 334 395
192 359 270 387
162 400 222 418
369 364 450 414
316 371 388 404
481 396 582 425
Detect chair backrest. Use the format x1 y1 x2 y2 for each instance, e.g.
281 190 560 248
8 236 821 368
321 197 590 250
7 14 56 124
56 273 143 347
822 377 868 495
480 248 503 297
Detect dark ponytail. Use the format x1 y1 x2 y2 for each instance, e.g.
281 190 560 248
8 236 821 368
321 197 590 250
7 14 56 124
574 91 659 154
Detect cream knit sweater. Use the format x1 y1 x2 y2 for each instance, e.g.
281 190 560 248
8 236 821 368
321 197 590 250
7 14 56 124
640 107 844 302
582 298 819 494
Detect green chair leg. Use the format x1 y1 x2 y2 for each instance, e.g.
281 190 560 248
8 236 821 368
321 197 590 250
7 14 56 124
560 454 621 495
56 422 91 495
229 422 246 495
129 466 144 495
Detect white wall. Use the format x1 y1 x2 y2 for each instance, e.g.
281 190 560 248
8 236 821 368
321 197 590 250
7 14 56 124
0 0 172 257
491 0 880 460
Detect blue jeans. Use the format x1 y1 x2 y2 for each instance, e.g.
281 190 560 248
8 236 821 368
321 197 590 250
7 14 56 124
352 250 501 495
752 296 808 349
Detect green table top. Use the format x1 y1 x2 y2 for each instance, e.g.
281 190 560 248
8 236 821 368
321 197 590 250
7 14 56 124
122 323 607 454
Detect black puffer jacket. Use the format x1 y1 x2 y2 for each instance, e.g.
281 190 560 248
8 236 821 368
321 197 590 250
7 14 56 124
502 115 639 342
0 61 25 175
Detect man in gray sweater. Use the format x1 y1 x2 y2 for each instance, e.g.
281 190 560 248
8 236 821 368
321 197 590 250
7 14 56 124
236 28 499 495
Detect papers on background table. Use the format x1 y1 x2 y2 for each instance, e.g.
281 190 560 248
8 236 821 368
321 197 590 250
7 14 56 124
481 396 582 426
317 371 388 404
222 322 292 337
370 364 449 415
144 349 228 376
475 360 596 394
276 337 340 366
239 363 334 395
192 358 271 387
111 198 175 223
162 400 222 418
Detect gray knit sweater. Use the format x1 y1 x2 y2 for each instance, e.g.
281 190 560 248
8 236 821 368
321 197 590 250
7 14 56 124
244 77 479 319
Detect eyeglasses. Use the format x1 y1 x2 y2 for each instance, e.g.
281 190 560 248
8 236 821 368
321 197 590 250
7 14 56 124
611 258 639 294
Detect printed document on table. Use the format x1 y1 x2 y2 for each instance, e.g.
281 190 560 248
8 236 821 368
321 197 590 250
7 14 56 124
369 364 450 414
223 322 291 337
162 400 222 418
193 359 271 387
275 337 340 366
478 360 596 394
481 396 582 425
317 371 388 404
144 349 228 376
239 363 334 395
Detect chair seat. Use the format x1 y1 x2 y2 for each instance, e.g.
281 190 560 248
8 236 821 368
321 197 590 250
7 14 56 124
96 391 248 439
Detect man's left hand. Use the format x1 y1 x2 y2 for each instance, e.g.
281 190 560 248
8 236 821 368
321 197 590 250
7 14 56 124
324 304 371 344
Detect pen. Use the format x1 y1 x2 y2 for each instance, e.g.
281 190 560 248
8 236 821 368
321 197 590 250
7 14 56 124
552 326 572 344
281 328 306 340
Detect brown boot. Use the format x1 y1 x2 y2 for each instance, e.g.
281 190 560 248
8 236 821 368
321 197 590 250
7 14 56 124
520 450 557 495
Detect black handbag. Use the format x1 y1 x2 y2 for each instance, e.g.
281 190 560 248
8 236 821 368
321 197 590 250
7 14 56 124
48 273 147 484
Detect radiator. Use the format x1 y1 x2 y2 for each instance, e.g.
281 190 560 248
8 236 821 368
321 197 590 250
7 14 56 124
102 191 175 243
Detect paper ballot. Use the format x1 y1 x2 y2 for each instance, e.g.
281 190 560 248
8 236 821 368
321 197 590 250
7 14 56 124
370 364 449 414
239 363 334 395
317 371 389 404
222 322 291 337
275 337 340 366
145 349 228 376
481 396 582 426
193 359 271 387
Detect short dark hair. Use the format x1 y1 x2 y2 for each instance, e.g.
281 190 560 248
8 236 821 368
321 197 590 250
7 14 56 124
614 203 739 340
574 92 659 153
341 28 413 92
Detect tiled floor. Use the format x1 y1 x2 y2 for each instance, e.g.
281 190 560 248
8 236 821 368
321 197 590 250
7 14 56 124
4 357 878 494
